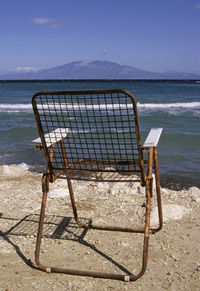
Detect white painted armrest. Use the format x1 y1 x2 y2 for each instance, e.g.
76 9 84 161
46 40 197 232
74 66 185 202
143 128 163 148
30 128 68 149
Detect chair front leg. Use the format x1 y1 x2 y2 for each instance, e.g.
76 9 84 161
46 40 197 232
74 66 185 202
35 173 49 271
132 176 151 280
152 147 163 233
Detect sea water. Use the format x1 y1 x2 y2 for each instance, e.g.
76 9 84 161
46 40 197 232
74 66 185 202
0 80 199 187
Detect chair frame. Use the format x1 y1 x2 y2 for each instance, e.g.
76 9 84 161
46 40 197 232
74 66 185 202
32 89 163 281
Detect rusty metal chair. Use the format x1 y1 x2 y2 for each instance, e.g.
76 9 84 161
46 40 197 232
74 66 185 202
32 89 163 281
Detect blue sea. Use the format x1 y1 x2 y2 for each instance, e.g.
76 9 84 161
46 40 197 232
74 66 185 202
0 80 199 187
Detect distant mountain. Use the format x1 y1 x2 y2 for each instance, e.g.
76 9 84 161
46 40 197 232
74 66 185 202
1 60 200 80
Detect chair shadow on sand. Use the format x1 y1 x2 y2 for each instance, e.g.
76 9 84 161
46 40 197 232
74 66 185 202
0 214 133 276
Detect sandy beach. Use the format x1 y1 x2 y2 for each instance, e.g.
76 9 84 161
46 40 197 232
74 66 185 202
0 164 200 290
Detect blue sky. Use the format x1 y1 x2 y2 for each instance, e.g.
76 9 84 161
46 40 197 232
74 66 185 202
1 0 200 74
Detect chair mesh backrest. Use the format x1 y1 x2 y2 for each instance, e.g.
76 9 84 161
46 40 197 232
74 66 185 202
32 89 144 174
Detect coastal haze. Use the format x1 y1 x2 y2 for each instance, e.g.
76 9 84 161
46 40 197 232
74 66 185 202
1 60 200 80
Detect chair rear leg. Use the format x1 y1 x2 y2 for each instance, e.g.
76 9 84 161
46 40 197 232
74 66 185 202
128 178 152 281
66 173 80 224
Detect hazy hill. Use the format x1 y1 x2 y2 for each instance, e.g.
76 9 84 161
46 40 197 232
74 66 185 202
1 60 200 80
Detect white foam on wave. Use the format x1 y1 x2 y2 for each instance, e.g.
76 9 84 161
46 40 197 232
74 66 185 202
1 101 200 113
0 104 32 109
37 103 131 111
37 101 200 111
0 104 32 113
137 102 200 109
0 163 30 176
12 162 30 170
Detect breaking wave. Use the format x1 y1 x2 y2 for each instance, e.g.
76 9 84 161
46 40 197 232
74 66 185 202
0 102 200 113
137 102 200 109
0 104 32 113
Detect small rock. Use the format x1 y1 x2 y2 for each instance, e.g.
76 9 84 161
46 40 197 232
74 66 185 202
137 186 145 195
120 241 129 247
171 254 178 262
150 204 191 226
195 263 200 271
189 187 200 203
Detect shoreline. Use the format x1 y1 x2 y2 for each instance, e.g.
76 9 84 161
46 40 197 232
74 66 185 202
1 163 200 190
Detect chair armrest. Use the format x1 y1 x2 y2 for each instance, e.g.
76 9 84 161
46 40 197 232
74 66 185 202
143 128 163 148
30 128 68 150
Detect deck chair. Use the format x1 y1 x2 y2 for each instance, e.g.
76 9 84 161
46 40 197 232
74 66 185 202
32 89 163 281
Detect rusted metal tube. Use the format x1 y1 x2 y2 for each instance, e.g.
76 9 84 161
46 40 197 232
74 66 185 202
76 222 146 233
35 175 49 270
152 147 163 232
147 148 153 180
60 138 68 168
48 266 141 281
66 172 79 223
